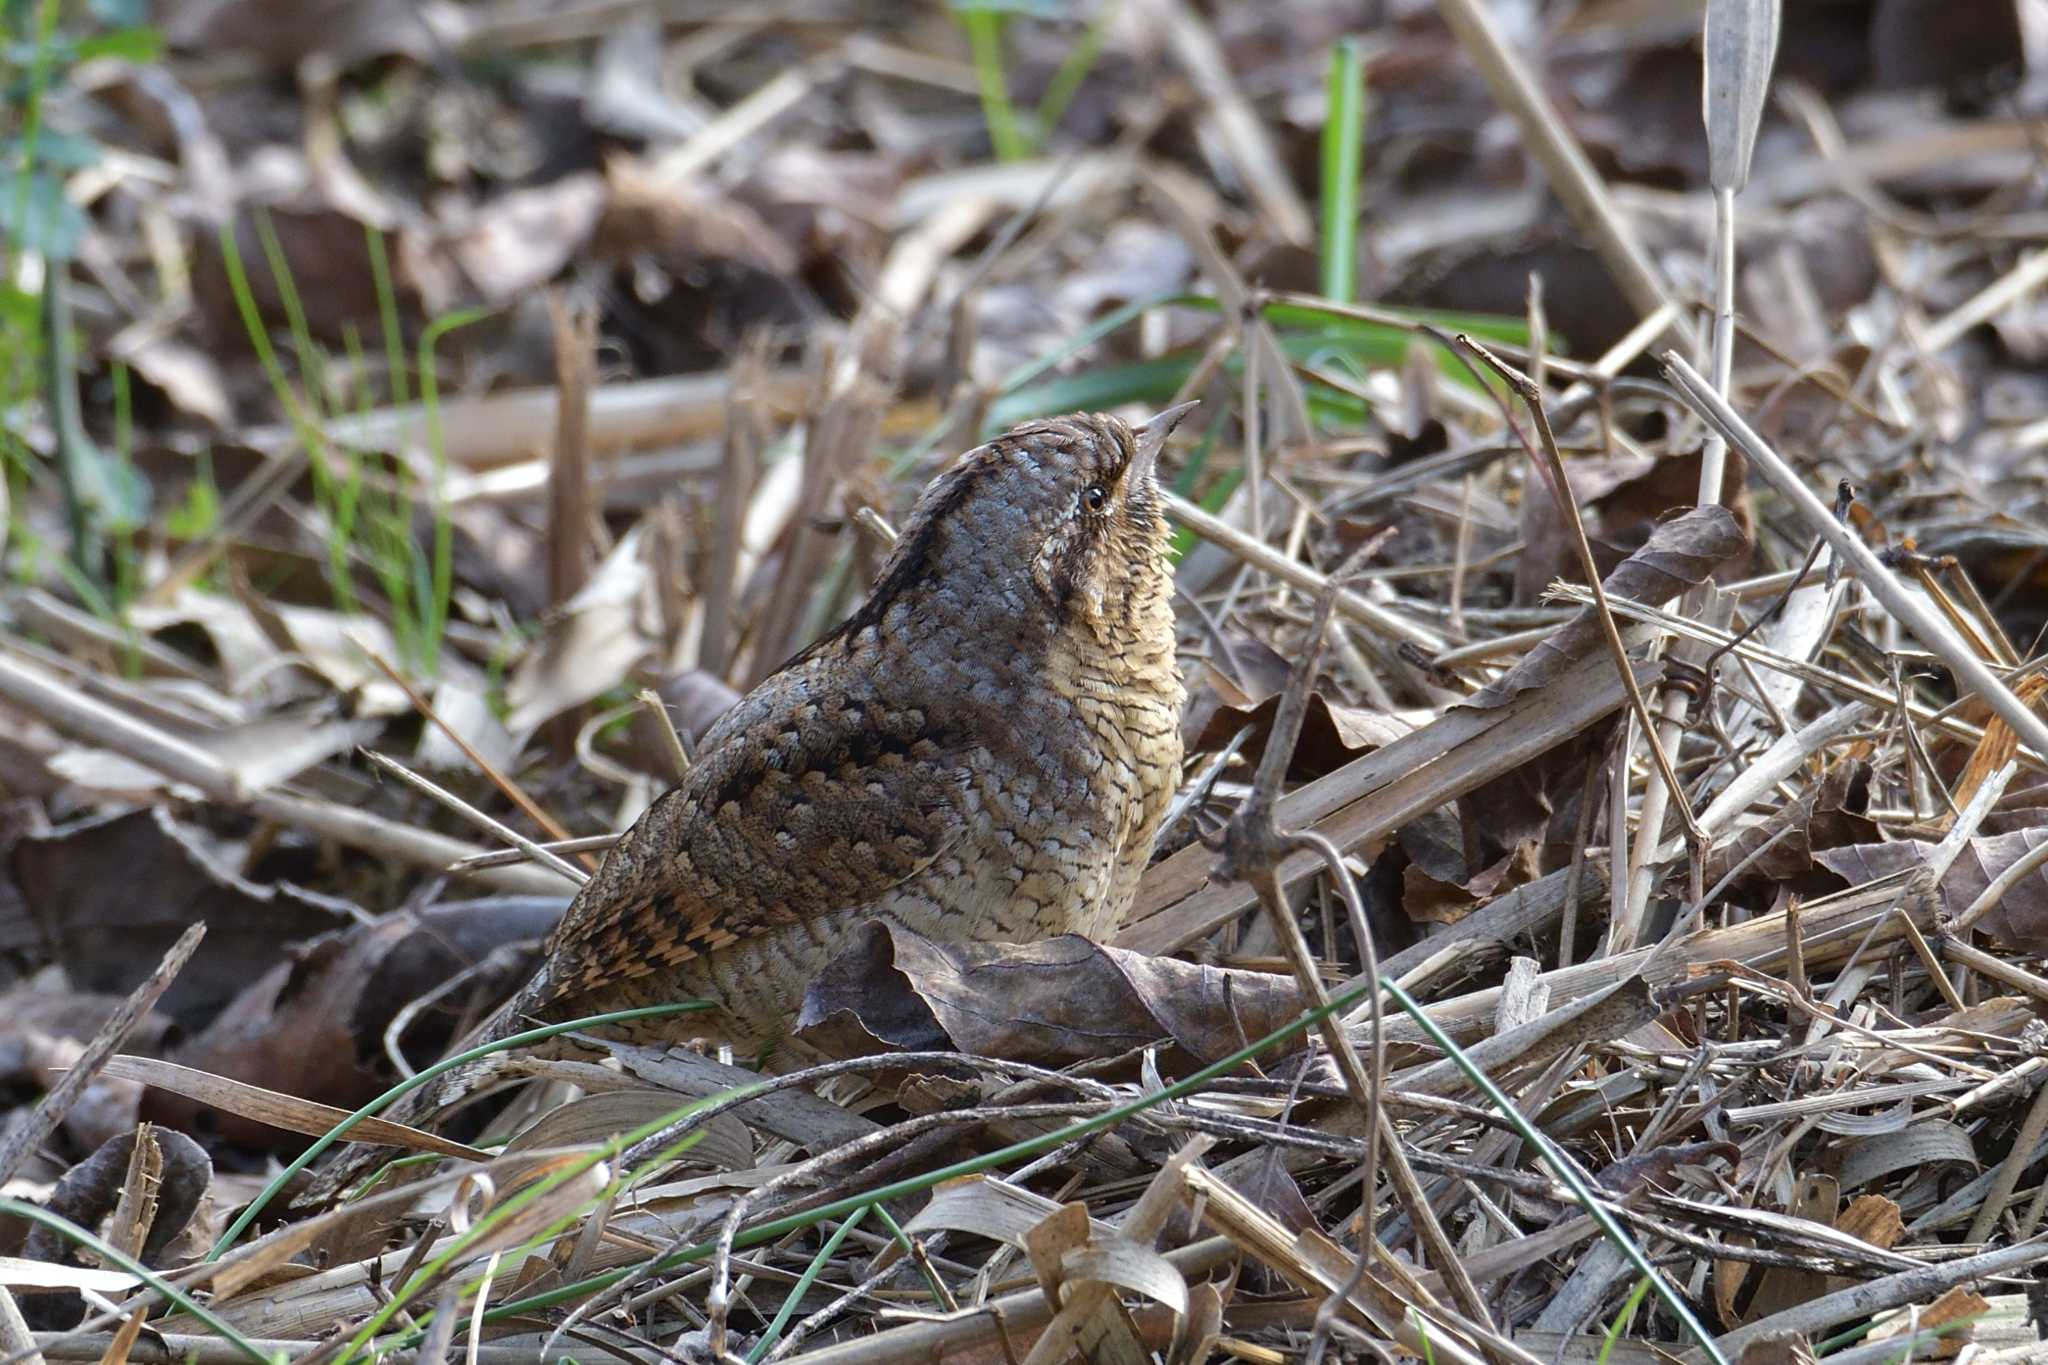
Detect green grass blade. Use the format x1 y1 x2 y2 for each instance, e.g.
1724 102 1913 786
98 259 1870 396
1032 0 1117 145
1381 975 1729 1365
1596 1275 1654 1365
364 224 410 406
957 2 1030 161
413 307 488 674
1320 37 1367 304
0 1198 283 1364
747 1205 872 1362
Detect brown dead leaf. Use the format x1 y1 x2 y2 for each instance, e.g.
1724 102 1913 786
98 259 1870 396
15 1125 208 1323
793 920 1302 1068
1593 446 1755 566
1816 825 2048 946
1402 833 1539 926
1191 683 1421 783
156 897 558 1142
1472 504 1747 709
11 808 354 1030
1704 757 1878 887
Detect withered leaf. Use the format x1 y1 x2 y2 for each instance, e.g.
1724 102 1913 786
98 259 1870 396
1816 825 2048 946
11 809 354 1030
1704 757 1877 886
1473 504 1747 709
794 921 1302 1068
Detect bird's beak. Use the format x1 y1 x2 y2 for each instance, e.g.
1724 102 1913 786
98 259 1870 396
1130 400 1200 485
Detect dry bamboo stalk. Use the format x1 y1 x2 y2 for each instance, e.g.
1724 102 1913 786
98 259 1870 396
0 648 569 895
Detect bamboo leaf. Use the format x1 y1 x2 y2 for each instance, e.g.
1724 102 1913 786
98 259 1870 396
1703 0 1781 192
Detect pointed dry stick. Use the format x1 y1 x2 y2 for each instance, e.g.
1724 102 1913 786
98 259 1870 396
1454 335 1705 859
0 924 205 1185
360 749 589 887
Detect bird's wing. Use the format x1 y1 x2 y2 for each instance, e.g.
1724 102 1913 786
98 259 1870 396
534 676 971 1005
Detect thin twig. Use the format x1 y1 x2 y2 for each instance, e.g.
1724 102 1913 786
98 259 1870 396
1663 350 2048 763
360 749 589 886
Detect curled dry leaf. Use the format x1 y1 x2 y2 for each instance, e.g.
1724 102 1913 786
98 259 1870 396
793 920 1302 1068
901 1174 1117 1253
14 1124 209 1327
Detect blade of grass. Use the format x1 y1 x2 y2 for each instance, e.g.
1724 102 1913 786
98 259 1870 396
3 0 64 283
215 217 358 614
414 307 488 674
1031 0 1118 145
364 224 410 406
746 1206 872 1362
958 1 1030 160
1596 1276 1654 1365
335 1111 718 1364
1319 37 1367 304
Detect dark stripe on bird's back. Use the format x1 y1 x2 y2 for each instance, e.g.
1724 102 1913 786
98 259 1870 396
782 457 992 670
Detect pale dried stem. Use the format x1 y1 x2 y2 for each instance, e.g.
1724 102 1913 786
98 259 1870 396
1666 350 2048 762
359 749 589 887
1164 492 1442 651
1433 0 1692 351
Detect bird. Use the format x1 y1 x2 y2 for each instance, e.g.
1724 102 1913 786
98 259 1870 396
307 403 1195 1200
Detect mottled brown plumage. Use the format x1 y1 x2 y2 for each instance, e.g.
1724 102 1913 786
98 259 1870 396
309 405 1192 1195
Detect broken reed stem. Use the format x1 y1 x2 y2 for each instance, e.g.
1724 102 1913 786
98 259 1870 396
1215 589 1497 1343
0 924 204 1185
1621 195 1739 943
0 1291 40 1365
360 749 590 886
636 689 693 781
1454 334 1704 854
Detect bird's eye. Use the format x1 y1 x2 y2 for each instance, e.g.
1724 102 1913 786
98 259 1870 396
1082 484 1109 513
